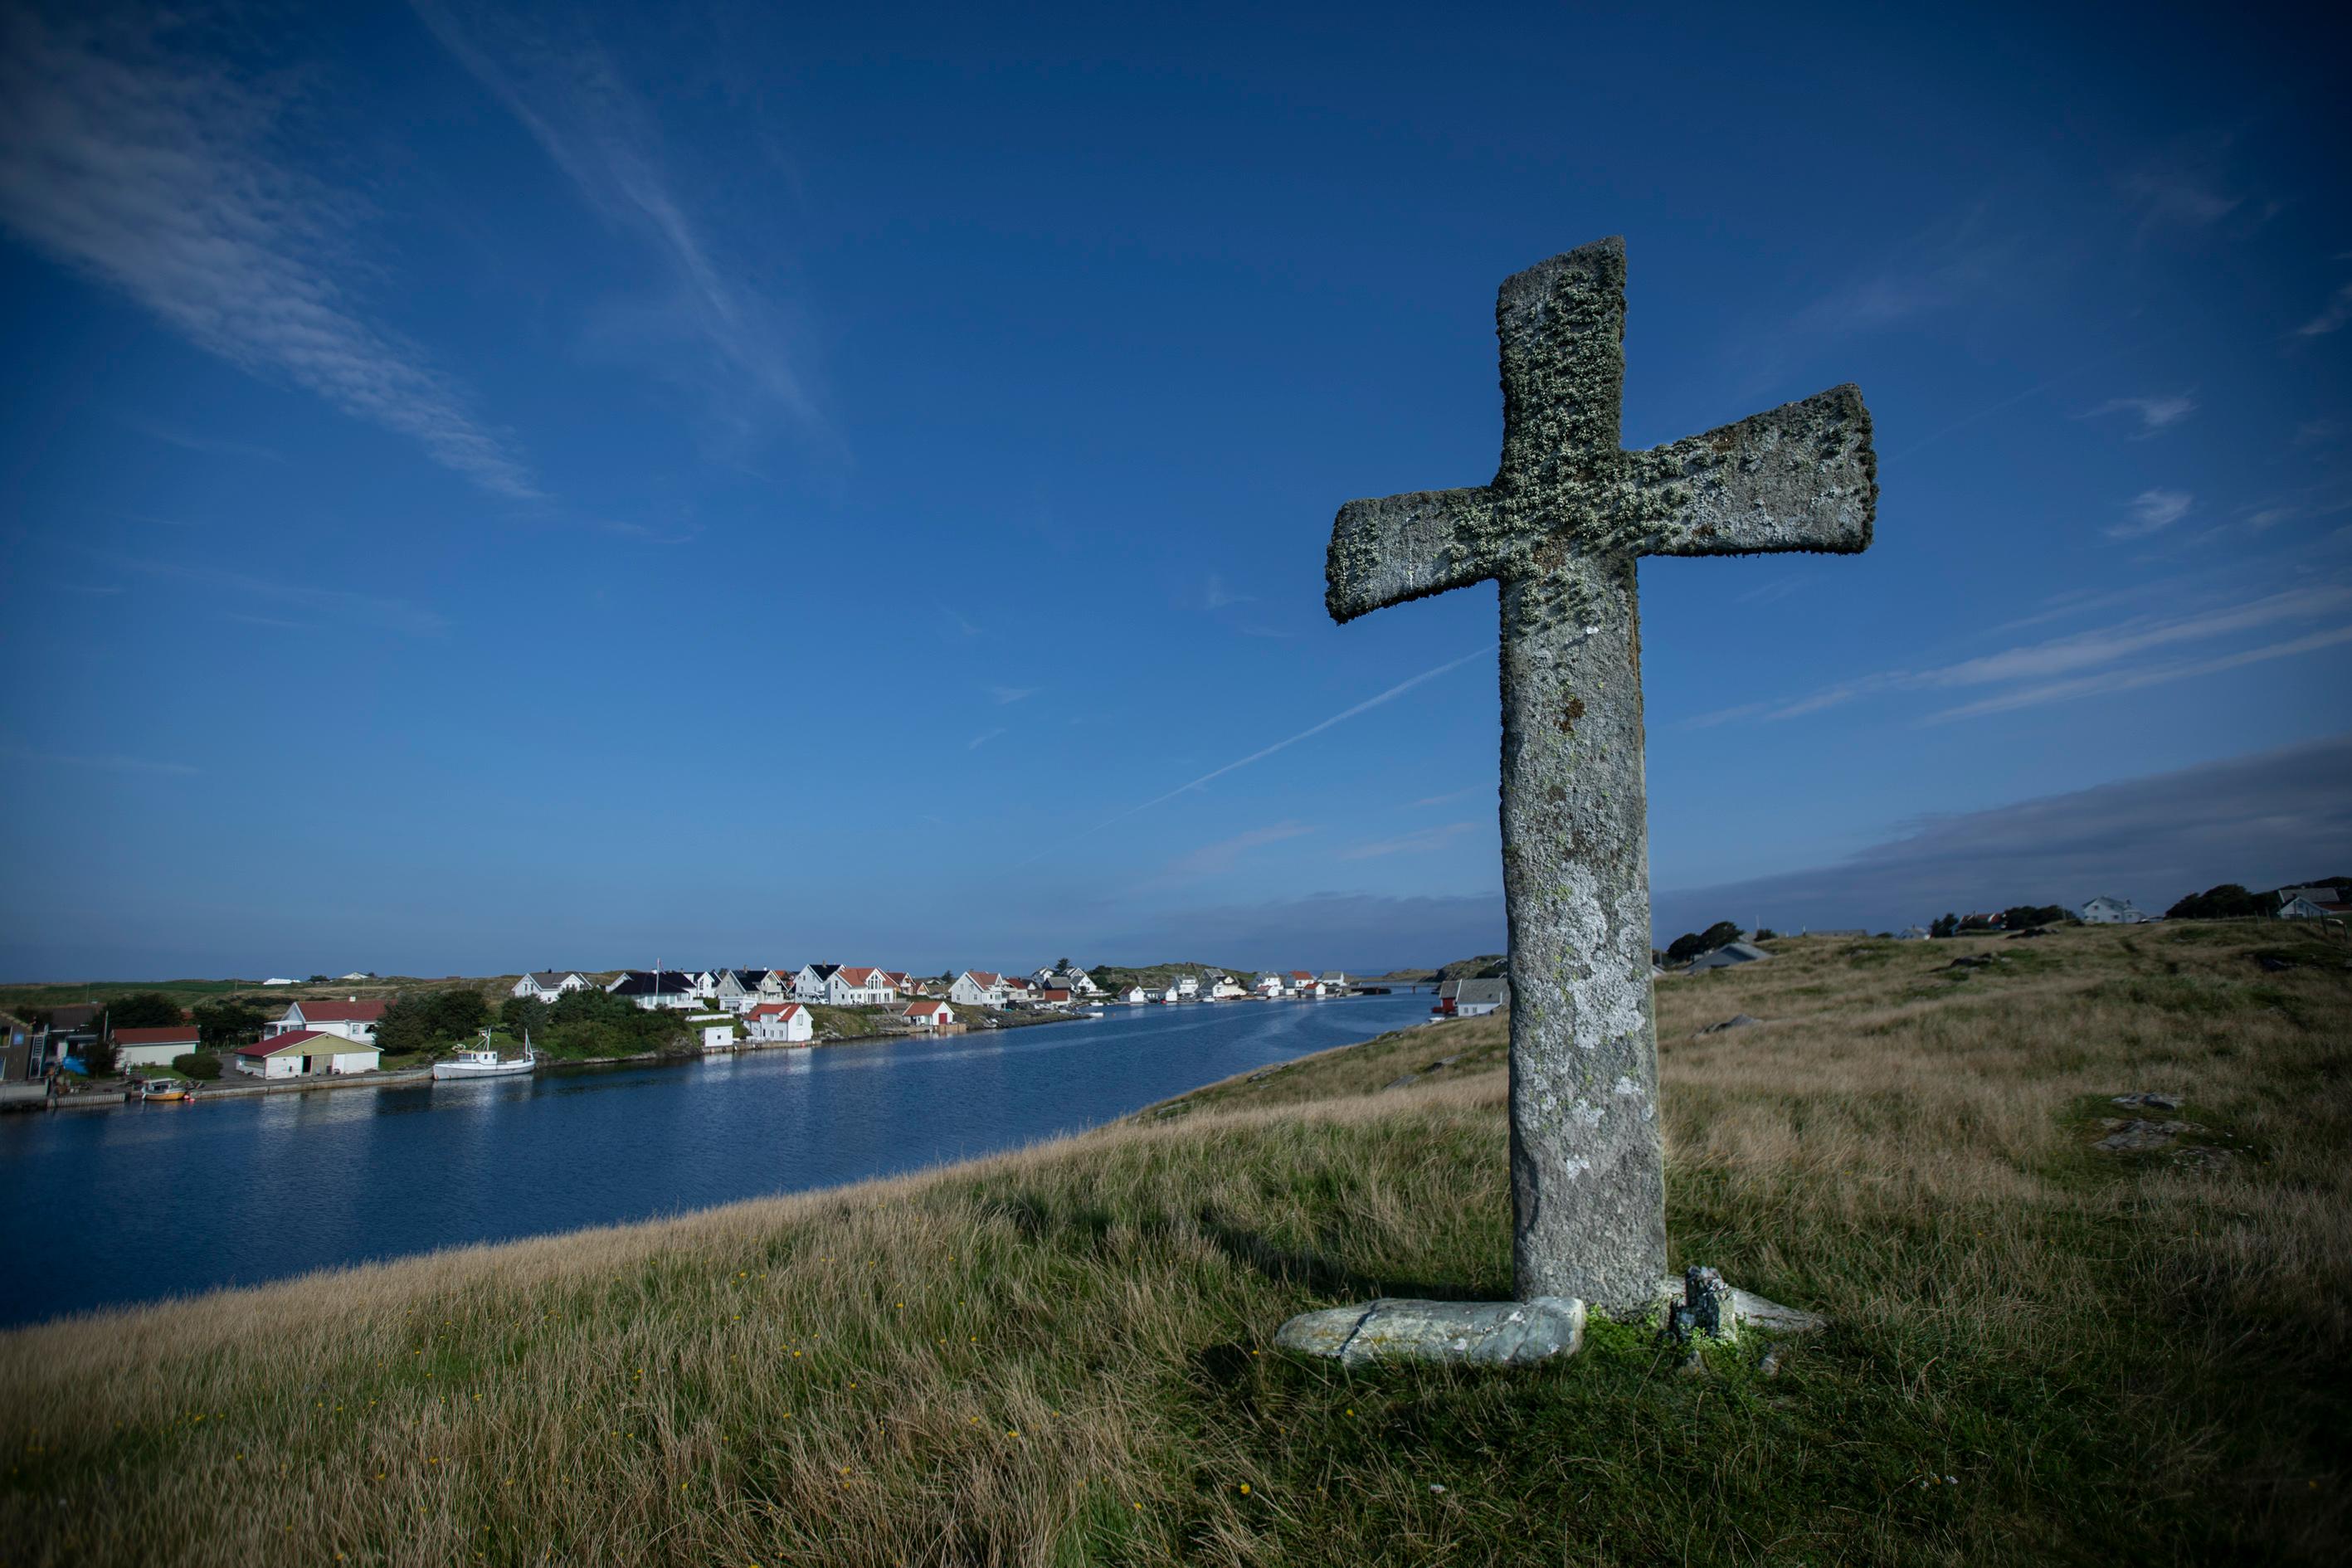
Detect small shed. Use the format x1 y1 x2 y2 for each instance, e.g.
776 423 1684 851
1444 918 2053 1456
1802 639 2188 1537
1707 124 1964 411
902 1000 956 1030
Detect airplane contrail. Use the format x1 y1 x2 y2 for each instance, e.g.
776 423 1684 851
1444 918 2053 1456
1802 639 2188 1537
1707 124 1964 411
1024 642 1497 864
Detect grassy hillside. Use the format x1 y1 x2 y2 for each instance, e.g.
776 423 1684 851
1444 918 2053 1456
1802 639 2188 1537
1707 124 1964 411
2 922 2346 1565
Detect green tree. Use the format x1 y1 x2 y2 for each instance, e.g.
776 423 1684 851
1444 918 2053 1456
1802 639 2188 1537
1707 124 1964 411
2165 884 2265 920
79 1037 118 1077
500 995 550 1040
192 998 269 1047
108 992 185 1030
374 988 494 1055
2000 904 2067 930
1930 913 1959 938
173 1052 222 1080
1665 922 1743 964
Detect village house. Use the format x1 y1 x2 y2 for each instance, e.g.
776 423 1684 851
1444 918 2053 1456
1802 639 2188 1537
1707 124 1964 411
1175 975 1200 999
880 970 921 997
2077 896 2148 925
1895 926 1931 940
1286 970 1314 992
1451 977 1510 1017
1030 965 1099 996
1203 976 1245 1001
689 1014 738 1050
265 998 387 1045
112 1025 201 1072
711 969 772 1012
1119 985 1149 1005
1320 970 1351 991
233 1029 380 1079
744 1002 814 1045
509 971 591 1004
2277 887 2350 920
1686 941 1772 976
902 1000 956 1030
1253 974 1285 998
951 971 1009 1007
606 971 699 1010
826 967 898 1006
792 964 843 1001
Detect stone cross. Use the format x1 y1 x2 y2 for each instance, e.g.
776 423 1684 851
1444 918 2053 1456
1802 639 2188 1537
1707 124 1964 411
1326 237 1876 1322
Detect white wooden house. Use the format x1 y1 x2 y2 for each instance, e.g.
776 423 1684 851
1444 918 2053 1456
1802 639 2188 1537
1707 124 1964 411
1204 976 1244 1001
712 969 773 1012
902 1000 956 1030
1175 975 1200 999
951 971 1010 1007
2077 896 2147 925
793 964 842 1001
606 971 699 1010
265 999 387 1045
1119 985 1148 1005
827 967 898 1006
1253 974 1284 998
745 1002 814 1044
510 971 590 1004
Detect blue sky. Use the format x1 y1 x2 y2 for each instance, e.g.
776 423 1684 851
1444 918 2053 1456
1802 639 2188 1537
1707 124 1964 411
2 0 2347 979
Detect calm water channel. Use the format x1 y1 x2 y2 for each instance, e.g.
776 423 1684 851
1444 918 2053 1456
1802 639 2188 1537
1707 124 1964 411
0 993 1432 1327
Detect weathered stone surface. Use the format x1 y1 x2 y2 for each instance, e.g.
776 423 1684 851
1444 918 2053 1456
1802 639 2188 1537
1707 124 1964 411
1274 1297 1586 1366
2111 1091 2182 1112
2098 1118 2202 1152
1650 1274 1827 1336
1324 238 1874 1319
1700 1013 1761 1035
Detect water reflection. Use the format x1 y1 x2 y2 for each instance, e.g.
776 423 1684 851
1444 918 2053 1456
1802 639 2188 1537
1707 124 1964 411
0 995 1429 1325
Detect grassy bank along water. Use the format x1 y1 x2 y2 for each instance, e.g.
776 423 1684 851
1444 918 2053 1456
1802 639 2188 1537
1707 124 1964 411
1 923 2345 1565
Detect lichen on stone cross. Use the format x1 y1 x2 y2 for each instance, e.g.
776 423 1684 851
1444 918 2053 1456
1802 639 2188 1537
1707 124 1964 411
1323 237 1877 1322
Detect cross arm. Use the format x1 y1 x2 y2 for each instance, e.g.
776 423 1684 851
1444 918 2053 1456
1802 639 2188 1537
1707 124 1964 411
1633 383 1877 558
1326 485 1504 623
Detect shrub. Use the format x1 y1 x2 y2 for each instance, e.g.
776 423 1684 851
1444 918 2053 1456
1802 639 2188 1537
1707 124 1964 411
173 1052 222 1080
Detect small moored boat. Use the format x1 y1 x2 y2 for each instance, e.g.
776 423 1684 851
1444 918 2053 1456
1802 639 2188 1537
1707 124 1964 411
431 1029 538 1081
139 1080 190 1103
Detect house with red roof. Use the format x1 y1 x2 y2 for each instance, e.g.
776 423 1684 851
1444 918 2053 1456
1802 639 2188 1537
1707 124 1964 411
825 967 898 1006
744 1002 813 1045
112 1025 201 1072
950 970 1010 1007
901 1000 956 1030
265 997 388 1045
234 1029 381 1079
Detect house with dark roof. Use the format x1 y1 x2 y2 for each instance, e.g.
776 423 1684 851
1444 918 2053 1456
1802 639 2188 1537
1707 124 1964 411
510 971 591 1004
712 968 772 1012
1452 977 1510 1017
2277 889 2350 920
792 963 844 1001
1686 941 1772 976
606 971 699 1010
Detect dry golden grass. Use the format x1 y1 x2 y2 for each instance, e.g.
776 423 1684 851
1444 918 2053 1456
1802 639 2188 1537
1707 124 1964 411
2 922 2346 1566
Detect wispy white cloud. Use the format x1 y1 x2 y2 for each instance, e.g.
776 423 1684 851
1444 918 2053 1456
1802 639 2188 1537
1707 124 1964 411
1166 821 1315 879
119 417 286 463
1735 577 1809 606
2082 393 2196 436
1021 643 1496 864
2107 488 2192 539
987 684 1038 705
967 728 1006 751
1341 821 1478 860
0 746 197 777
1203 574 1250 610
1921 625 2352 723
118 555 447 636
0 12 539 498
1412 785 1485 808
1680 586 2352 728
2122 168 2240 230
2295 282 2352 338
407 1 821 444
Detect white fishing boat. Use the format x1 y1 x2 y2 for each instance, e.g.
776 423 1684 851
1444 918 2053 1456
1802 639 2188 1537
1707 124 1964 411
431 1029 538 1081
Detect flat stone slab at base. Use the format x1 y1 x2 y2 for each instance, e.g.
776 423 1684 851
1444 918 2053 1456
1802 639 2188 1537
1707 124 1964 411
1275 1297 1586 1366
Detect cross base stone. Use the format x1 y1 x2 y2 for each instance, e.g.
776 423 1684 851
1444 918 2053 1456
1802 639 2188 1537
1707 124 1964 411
1273 1277 1824 1367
